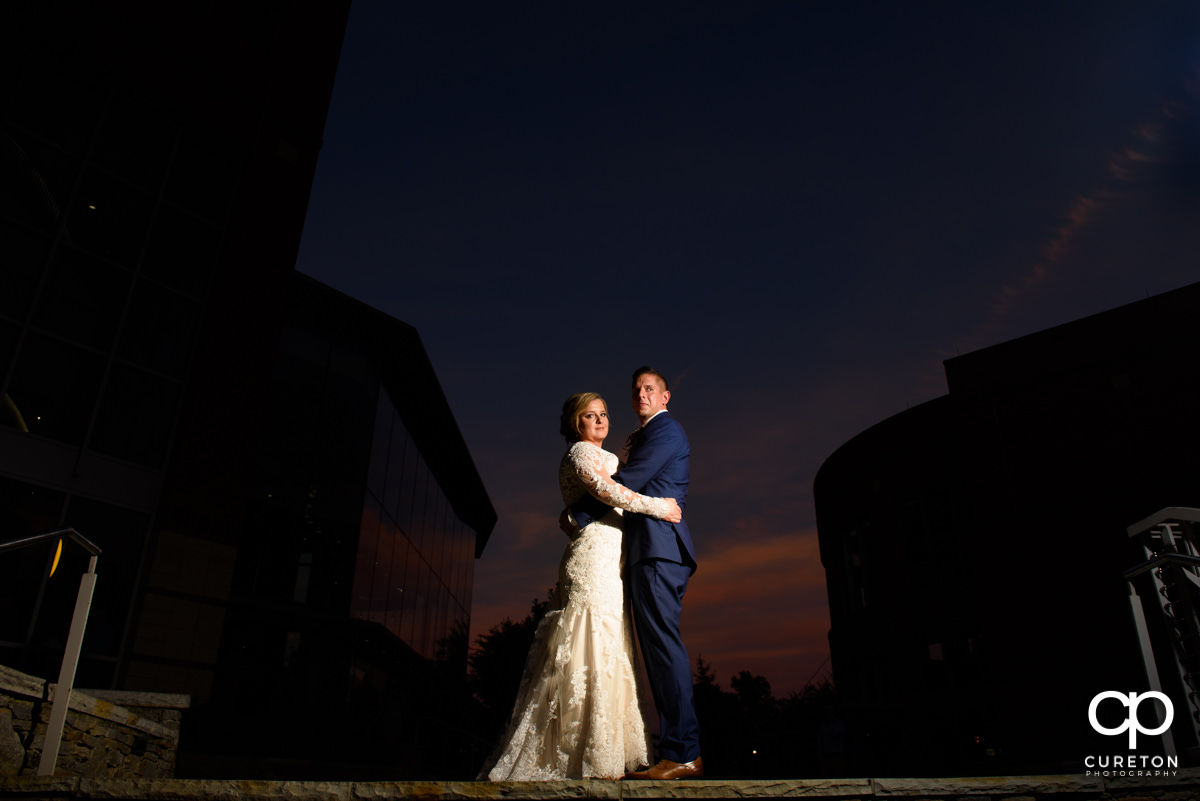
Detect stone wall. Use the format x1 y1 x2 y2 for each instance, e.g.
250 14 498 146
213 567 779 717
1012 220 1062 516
0 665 188 779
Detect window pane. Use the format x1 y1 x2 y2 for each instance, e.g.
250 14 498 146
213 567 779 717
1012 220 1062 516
399 541 420 648
2 131 81 237
410 458 430 559
26 534 93 680
351 495 382 622
397 428 419 536
410 562 431 659
385 533 410 639
366 388 391 505
68 168 154 268
8 71 104 158
369 518 394 626
116 279 201 378
302 476 360 609
273 324 329 394
0 476 66 648
0 222 52 322
453 520 469 605
90 363 181 467
0 319 18 390
67 496 149 660
432 581 450 661
4 332 105 444
384 412 405 521
317 342 375 476
460 545 474 616
430 490 447 584
32 246 131 352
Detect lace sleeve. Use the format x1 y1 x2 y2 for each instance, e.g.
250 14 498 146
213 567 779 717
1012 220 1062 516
568 443 675 519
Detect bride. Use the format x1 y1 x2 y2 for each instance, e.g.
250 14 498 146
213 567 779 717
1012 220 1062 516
479 392 682 781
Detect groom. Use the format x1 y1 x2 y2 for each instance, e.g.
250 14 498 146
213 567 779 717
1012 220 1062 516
570 366 702 780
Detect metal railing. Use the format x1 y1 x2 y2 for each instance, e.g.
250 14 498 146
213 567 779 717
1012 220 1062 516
0 527 101 776
1126 507 1200 756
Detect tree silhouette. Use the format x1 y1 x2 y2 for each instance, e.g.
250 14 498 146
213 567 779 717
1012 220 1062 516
692 656 842 779
467 590 553 742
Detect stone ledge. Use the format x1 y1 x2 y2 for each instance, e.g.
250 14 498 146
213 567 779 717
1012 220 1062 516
1 664 185 743
361 781 620 799
0 776 79 794
0 669 44 701
81 694 190 712
1105 768 1200 789
78 780 352 801
619 779 872 798
1 773 1198 801
872 776 1106 796
49 690 178 743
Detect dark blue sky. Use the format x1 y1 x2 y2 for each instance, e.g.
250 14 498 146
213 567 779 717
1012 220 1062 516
296 1 1200 694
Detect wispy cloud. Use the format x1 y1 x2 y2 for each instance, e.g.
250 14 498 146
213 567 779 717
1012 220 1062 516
952 94 1198 357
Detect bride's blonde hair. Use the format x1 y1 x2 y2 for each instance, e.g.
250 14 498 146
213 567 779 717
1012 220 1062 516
560 392 606 443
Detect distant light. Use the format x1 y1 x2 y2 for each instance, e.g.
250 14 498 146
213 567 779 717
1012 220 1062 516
87 205 96 210
751 750 757 755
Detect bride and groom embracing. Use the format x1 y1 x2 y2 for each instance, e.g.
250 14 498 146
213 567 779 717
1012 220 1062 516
479 366 704 781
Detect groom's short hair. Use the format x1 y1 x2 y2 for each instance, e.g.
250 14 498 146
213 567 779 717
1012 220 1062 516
631 366 669 391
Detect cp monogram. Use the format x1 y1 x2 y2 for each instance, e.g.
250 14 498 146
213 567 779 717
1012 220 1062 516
1088 691 1174 749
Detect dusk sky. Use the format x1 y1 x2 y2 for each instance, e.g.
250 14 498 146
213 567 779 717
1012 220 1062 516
295 1 1200 696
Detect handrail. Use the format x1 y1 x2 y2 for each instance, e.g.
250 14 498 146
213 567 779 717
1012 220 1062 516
1128 506 1200 538
1124 552 1200 581
0 527 101 557
1125 510 1200 757
0 525 101 775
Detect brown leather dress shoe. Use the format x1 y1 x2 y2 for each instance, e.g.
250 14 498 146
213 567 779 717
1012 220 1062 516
624 757 704 780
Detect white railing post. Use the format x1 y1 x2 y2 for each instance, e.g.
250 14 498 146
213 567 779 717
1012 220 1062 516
37 555 98 776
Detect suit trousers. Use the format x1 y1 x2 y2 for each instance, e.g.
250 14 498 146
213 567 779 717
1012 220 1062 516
629 558 700 763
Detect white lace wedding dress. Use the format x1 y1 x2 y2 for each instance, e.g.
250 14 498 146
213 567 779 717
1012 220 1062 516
480 441 675 780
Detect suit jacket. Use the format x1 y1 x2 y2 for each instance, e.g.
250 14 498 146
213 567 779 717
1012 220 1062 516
568 413 696 568
617 412 696 570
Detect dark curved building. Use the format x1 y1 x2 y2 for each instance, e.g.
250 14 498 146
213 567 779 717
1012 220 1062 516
815 282 1200 776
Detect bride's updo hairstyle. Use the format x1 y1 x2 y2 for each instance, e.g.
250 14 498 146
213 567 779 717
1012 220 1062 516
560 392 606 444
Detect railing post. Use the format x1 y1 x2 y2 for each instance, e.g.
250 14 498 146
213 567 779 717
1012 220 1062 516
37 555 98 776
1127 582 1178 757
1126 508 1200 754
0 528 103 776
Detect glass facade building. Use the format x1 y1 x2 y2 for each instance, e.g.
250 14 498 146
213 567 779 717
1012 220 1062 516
357 387 476 660
200 275 495 777
0 0 496 778
0 0 276 691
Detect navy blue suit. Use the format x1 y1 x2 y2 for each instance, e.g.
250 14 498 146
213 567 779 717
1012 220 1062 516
571 411 700 763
